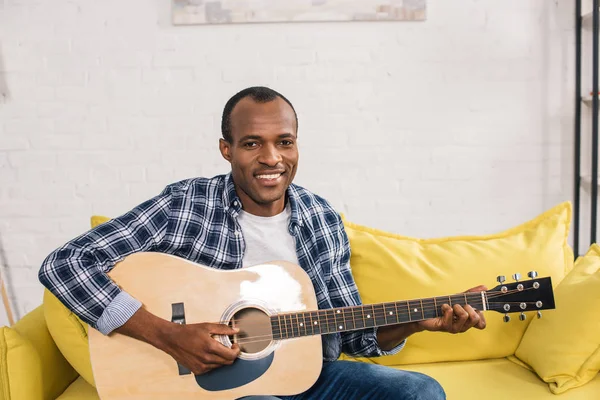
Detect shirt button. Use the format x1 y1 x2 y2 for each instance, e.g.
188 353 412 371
233 201 238 206
235 231 241 236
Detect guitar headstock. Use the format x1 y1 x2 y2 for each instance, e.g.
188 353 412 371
486 271 555 322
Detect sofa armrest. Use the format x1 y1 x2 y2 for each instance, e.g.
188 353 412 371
1 306 78 400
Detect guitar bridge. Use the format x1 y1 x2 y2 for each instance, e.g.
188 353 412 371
171 302 191 376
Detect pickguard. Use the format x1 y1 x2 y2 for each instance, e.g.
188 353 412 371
194 353 274 391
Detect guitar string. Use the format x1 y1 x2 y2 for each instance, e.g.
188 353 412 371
228 299 547 346
211 286 538 328
213 292 487 328
226 287 544 344
209 290 543 339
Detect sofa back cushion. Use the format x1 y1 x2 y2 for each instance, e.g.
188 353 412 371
340 202 573 366
43 216 110 387
1 306 77 400
512 243 600 394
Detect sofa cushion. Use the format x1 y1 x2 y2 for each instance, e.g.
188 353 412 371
56 376 99 400
44 289 95 387
42 216 111 387
513 243 600 394
397 358 600 400
0 326 43 400
1 306 77 400
340 202 573 366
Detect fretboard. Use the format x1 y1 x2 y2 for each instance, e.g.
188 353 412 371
270 292 487 340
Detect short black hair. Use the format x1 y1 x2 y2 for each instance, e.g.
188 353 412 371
220 86 298 143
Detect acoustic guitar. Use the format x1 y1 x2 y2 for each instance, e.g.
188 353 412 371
88 252 556 399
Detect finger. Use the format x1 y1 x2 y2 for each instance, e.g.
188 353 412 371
206 323 240 336
474 311 486 329
441 304 453 331
463 305 480 330
452 305 469 332
464 285 488 293
207 339 241 362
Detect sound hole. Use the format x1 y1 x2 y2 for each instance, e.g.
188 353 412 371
228 307 273 354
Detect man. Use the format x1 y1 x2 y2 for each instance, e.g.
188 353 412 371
39 86 486 399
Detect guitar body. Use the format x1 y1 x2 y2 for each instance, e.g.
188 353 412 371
88 252 323 399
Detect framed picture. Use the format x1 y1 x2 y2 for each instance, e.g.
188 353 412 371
172 0 426 25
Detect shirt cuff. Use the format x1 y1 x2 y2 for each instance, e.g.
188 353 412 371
373 326 407 356
95 291 142 335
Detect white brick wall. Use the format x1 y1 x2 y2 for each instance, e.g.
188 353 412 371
0 0 576 326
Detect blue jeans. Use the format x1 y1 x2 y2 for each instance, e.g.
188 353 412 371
239 360 446 399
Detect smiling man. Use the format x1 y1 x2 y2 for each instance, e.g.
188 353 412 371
39 86 486 400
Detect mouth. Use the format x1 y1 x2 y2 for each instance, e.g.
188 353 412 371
254 171 285 186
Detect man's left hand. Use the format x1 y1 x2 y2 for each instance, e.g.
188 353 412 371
416 285 487 334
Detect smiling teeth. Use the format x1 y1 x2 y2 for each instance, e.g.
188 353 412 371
257 173 281 179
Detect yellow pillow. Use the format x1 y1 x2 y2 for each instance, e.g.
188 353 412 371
512 243 600 394
44 289 94 387
340 202 573 366
43 216 110 387
0 327 43 400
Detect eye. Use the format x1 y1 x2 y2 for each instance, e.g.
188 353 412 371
243 141 258 148
280 140 294 146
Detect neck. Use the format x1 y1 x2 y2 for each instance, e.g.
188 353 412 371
270 292 488 340
235 187 287 217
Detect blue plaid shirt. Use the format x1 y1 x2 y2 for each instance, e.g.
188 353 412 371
38 173 404 361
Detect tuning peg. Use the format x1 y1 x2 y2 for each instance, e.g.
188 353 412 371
497 275 506 284
503 314 511 322
537 311 542 319
528 271 538 279
512 273 521 282
519 312 526 321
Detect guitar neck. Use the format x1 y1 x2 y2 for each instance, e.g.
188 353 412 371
270 292 488 340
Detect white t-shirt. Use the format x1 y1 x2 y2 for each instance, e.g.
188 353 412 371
237 203 299 268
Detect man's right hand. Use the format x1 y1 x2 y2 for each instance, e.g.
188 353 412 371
114 307 241 375
163 322 241 375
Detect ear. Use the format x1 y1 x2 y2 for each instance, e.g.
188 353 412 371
219 138 232 162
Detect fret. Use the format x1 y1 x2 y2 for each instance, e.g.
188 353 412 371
353 306 365 329
271 317 280 340
276 314 283 339
342 308 355 330
286 314 294 338
361 303 367 327
450 294 463 308
363 305 375 328
299 313 306 337
408 300 423 321
405 301 411 321
310 311 321 335
322 309 335 333
373 303 386 327
308 312 314 336
421 299 437 319
281 314 287 339
334 308 344 332
387 302 399 324
433 297 438 318
320 309 330 334
383 303 389 325
291 314 300 338
419 299 424 320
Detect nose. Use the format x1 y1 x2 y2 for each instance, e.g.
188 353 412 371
257 144 282 167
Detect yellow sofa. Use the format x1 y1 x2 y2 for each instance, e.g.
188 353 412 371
2 202 600 399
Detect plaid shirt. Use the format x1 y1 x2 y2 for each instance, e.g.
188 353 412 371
38 173 404 361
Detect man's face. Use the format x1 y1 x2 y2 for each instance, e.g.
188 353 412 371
219 96 299 216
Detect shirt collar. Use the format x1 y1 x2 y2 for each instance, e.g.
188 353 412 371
222 172 305 228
